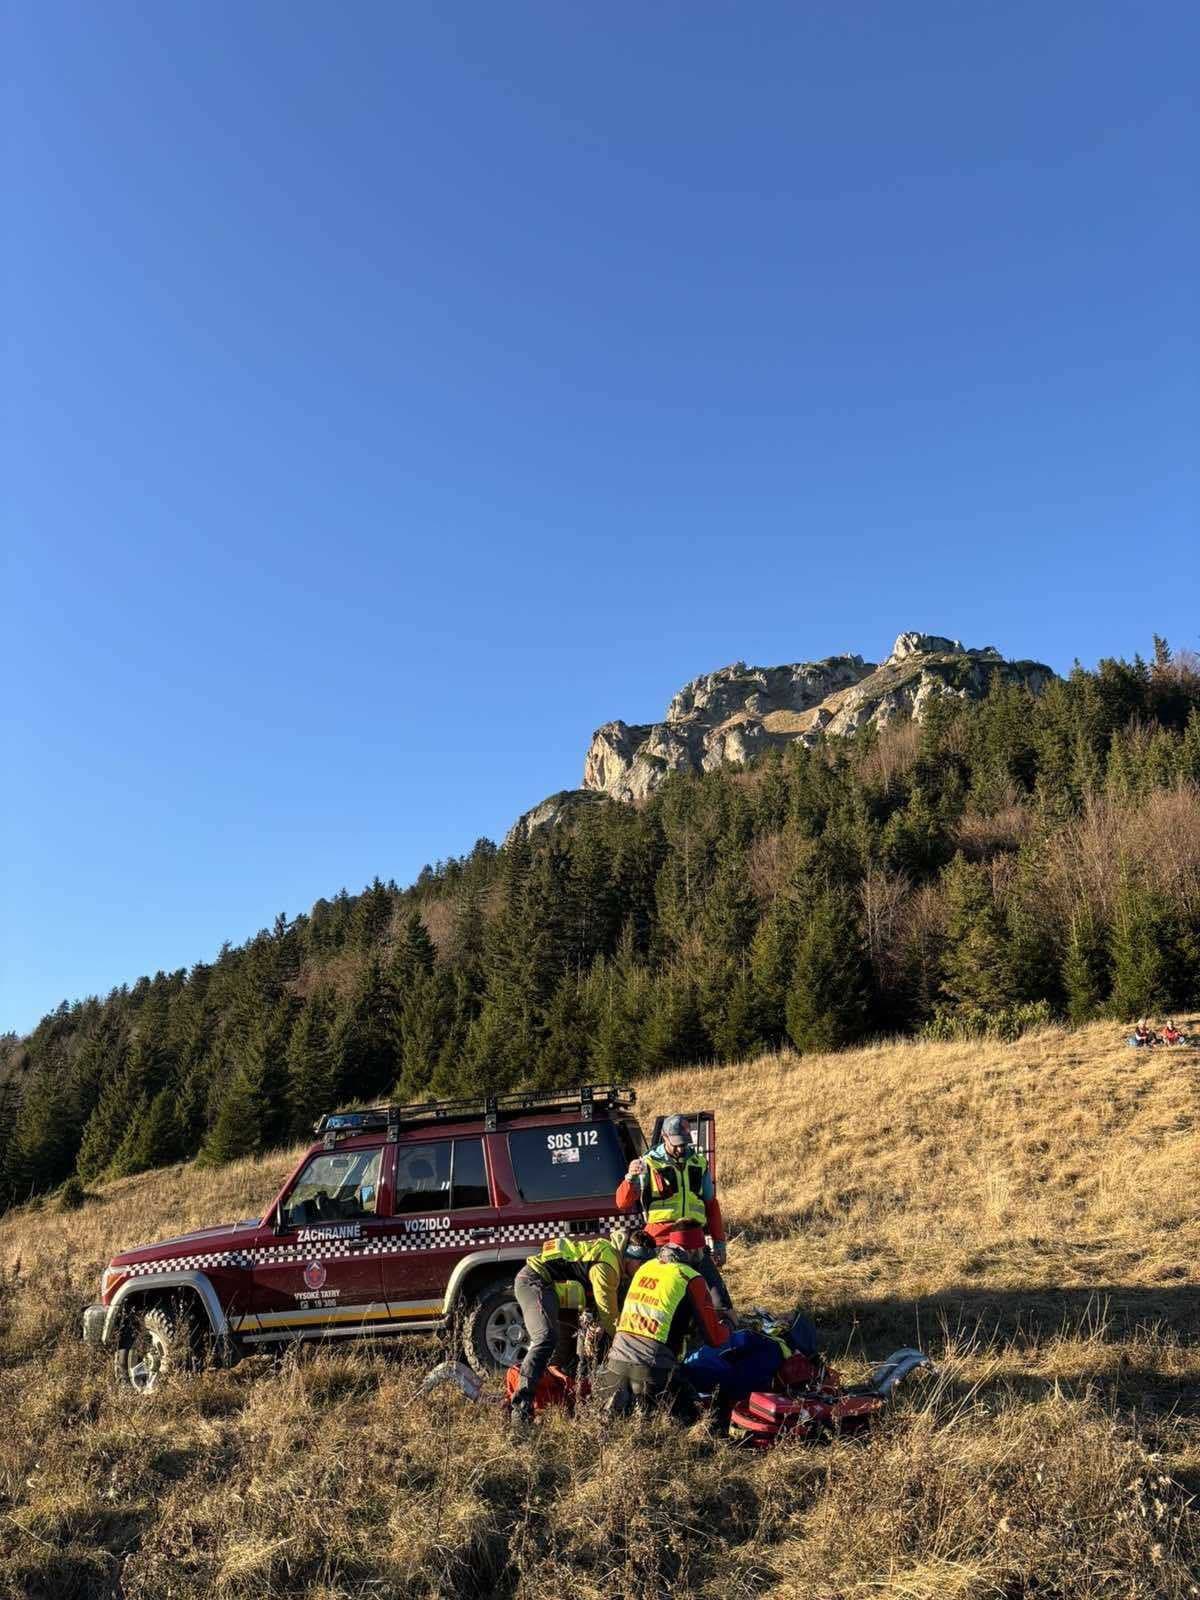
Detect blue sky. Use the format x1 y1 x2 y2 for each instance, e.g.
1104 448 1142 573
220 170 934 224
4 1 1197 1033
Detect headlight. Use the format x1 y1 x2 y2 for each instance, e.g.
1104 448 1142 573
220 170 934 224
100 1267 127 1302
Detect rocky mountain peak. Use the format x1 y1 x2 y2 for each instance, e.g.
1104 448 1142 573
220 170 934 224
508 631 1056 838
887 631 1003 664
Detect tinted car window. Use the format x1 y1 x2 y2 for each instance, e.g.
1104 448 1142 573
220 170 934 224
508 1122 627 1203
393 1141 451 1215
282 1148 382 1228
451 1138 490 1209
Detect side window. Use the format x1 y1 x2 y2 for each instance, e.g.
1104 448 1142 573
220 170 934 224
451 1138 489 1210
507 1122 627 1203
282 1148 382 1228
393 1141 451 1215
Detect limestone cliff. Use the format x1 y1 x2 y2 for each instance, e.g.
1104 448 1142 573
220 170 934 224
509 632 1055 837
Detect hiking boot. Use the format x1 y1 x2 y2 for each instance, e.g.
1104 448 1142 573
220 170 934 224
509 1395 534 1436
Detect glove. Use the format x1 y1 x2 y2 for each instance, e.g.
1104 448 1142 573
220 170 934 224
711 1240 727 1268
625 1158 645 1181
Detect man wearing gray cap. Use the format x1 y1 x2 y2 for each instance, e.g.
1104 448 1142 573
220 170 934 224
614 1113 732 1311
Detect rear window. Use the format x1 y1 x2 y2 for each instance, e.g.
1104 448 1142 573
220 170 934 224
507 1121 627 1203
393 1141 451 1215
391 1138 492 1214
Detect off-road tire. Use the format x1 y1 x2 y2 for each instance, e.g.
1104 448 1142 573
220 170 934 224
461 1280 529 1378
113 1303 200 1394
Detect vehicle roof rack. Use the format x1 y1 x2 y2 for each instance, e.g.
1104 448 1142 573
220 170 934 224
314 1083 636 1147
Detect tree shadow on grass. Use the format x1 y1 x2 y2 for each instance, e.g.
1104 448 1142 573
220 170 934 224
809 1273 1200 1472
813 1280 1198 1348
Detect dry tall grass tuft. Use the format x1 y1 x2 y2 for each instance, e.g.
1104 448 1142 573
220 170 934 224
2 1023 1197 1597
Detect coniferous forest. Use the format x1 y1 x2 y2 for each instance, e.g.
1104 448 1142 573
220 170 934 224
4 640 1200 1210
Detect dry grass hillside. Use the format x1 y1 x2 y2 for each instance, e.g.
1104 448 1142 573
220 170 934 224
1 1022 1197 1599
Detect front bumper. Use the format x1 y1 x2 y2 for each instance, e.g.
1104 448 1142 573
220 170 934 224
82 1303 109 1346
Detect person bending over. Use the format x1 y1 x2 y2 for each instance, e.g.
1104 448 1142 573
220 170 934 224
595 1237 731 1422
509 1229 630 1431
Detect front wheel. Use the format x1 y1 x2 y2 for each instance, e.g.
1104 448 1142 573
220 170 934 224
113 1304 199 1394
461 1281 529 1378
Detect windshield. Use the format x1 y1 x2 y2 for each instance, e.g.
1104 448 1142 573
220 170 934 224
281 1148 382 1228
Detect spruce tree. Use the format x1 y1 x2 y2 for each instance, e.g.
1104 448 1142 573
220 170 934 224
709 967 759 1062
392 910 437 990
395 969 451 1101
137 1086 186 1167
1108 881 1165 1019
241 999 297 1149
7 1069 77 1198
749 903 799 1047
567 826 619 971
287 991 337 1135
333 959 402 1101
784 891 872 1053
199 1064 265 1165
1062 910 1105 1024
591 946 652 1081
76 1066 142 1183
1179 707 1200 783
465 839 570 1088
882 786 949 879
1104 731 1139 803
1069 730 1105 804
939 854 1016 1013
1006 848 1061 1006
0 1078 22 1207
1145 728 1180 791
109 1088 185 1177
446 883 487 1001
640 973 708 1073
536 979 598 1088
701 859 760 958
352 877 395 952
198 1000 295 1167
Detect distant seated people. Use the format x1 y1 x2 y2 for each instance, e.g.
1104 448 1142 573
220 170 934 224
1130 1020 1159 1048
1160 1020 1184 1045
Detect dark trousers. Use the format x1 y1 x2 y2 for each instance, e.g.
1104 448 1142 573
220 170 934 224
594 1359 700 1423
513 1270 560 1401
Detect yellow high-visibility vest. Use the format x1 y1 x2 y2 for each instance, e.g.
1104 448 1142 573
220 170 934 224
527 1235 620 1312
615 1260 698 1344
643 1150 708 1229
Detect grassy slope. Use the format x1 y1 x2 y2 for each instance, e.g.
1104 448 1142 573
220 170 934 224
1 1022 1197 1599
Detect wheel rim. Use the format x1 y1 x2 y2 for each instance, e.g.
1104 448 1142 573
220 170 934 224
127 1327 168 1393
484 1302 529 1365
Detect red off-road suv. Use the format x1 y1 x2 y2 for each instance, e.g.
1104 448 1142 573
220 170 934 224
82 1085 715 1394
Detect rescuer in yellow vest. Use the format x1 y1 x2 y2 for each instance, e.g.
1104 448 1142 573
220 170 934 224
615 1113 731 1311
595 1237 731 1419
509 1229 631 1429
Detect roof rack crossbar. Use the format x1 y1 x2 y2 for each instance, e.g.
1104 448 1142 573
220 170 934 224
314 1082 634 1140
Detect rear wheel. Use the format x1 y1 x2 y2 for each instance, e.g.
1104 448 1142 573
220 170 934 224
113 1303 199 1394
462 1281 529 1378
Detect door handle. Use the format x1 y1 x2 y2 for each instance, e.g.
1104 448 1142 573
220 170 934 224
469 1228 493 1243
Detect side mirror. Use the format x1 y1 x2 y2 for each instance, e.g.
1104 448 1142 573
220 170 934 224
273 1202 287 1234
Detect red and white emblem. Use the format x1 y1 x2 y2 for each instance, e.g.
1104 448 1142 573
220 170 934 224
303 1260 327 1291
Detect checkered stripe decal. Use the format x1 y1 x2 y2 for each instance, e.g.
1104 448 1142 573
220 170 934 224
120 1215 625 1278
125 1249 255 1277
